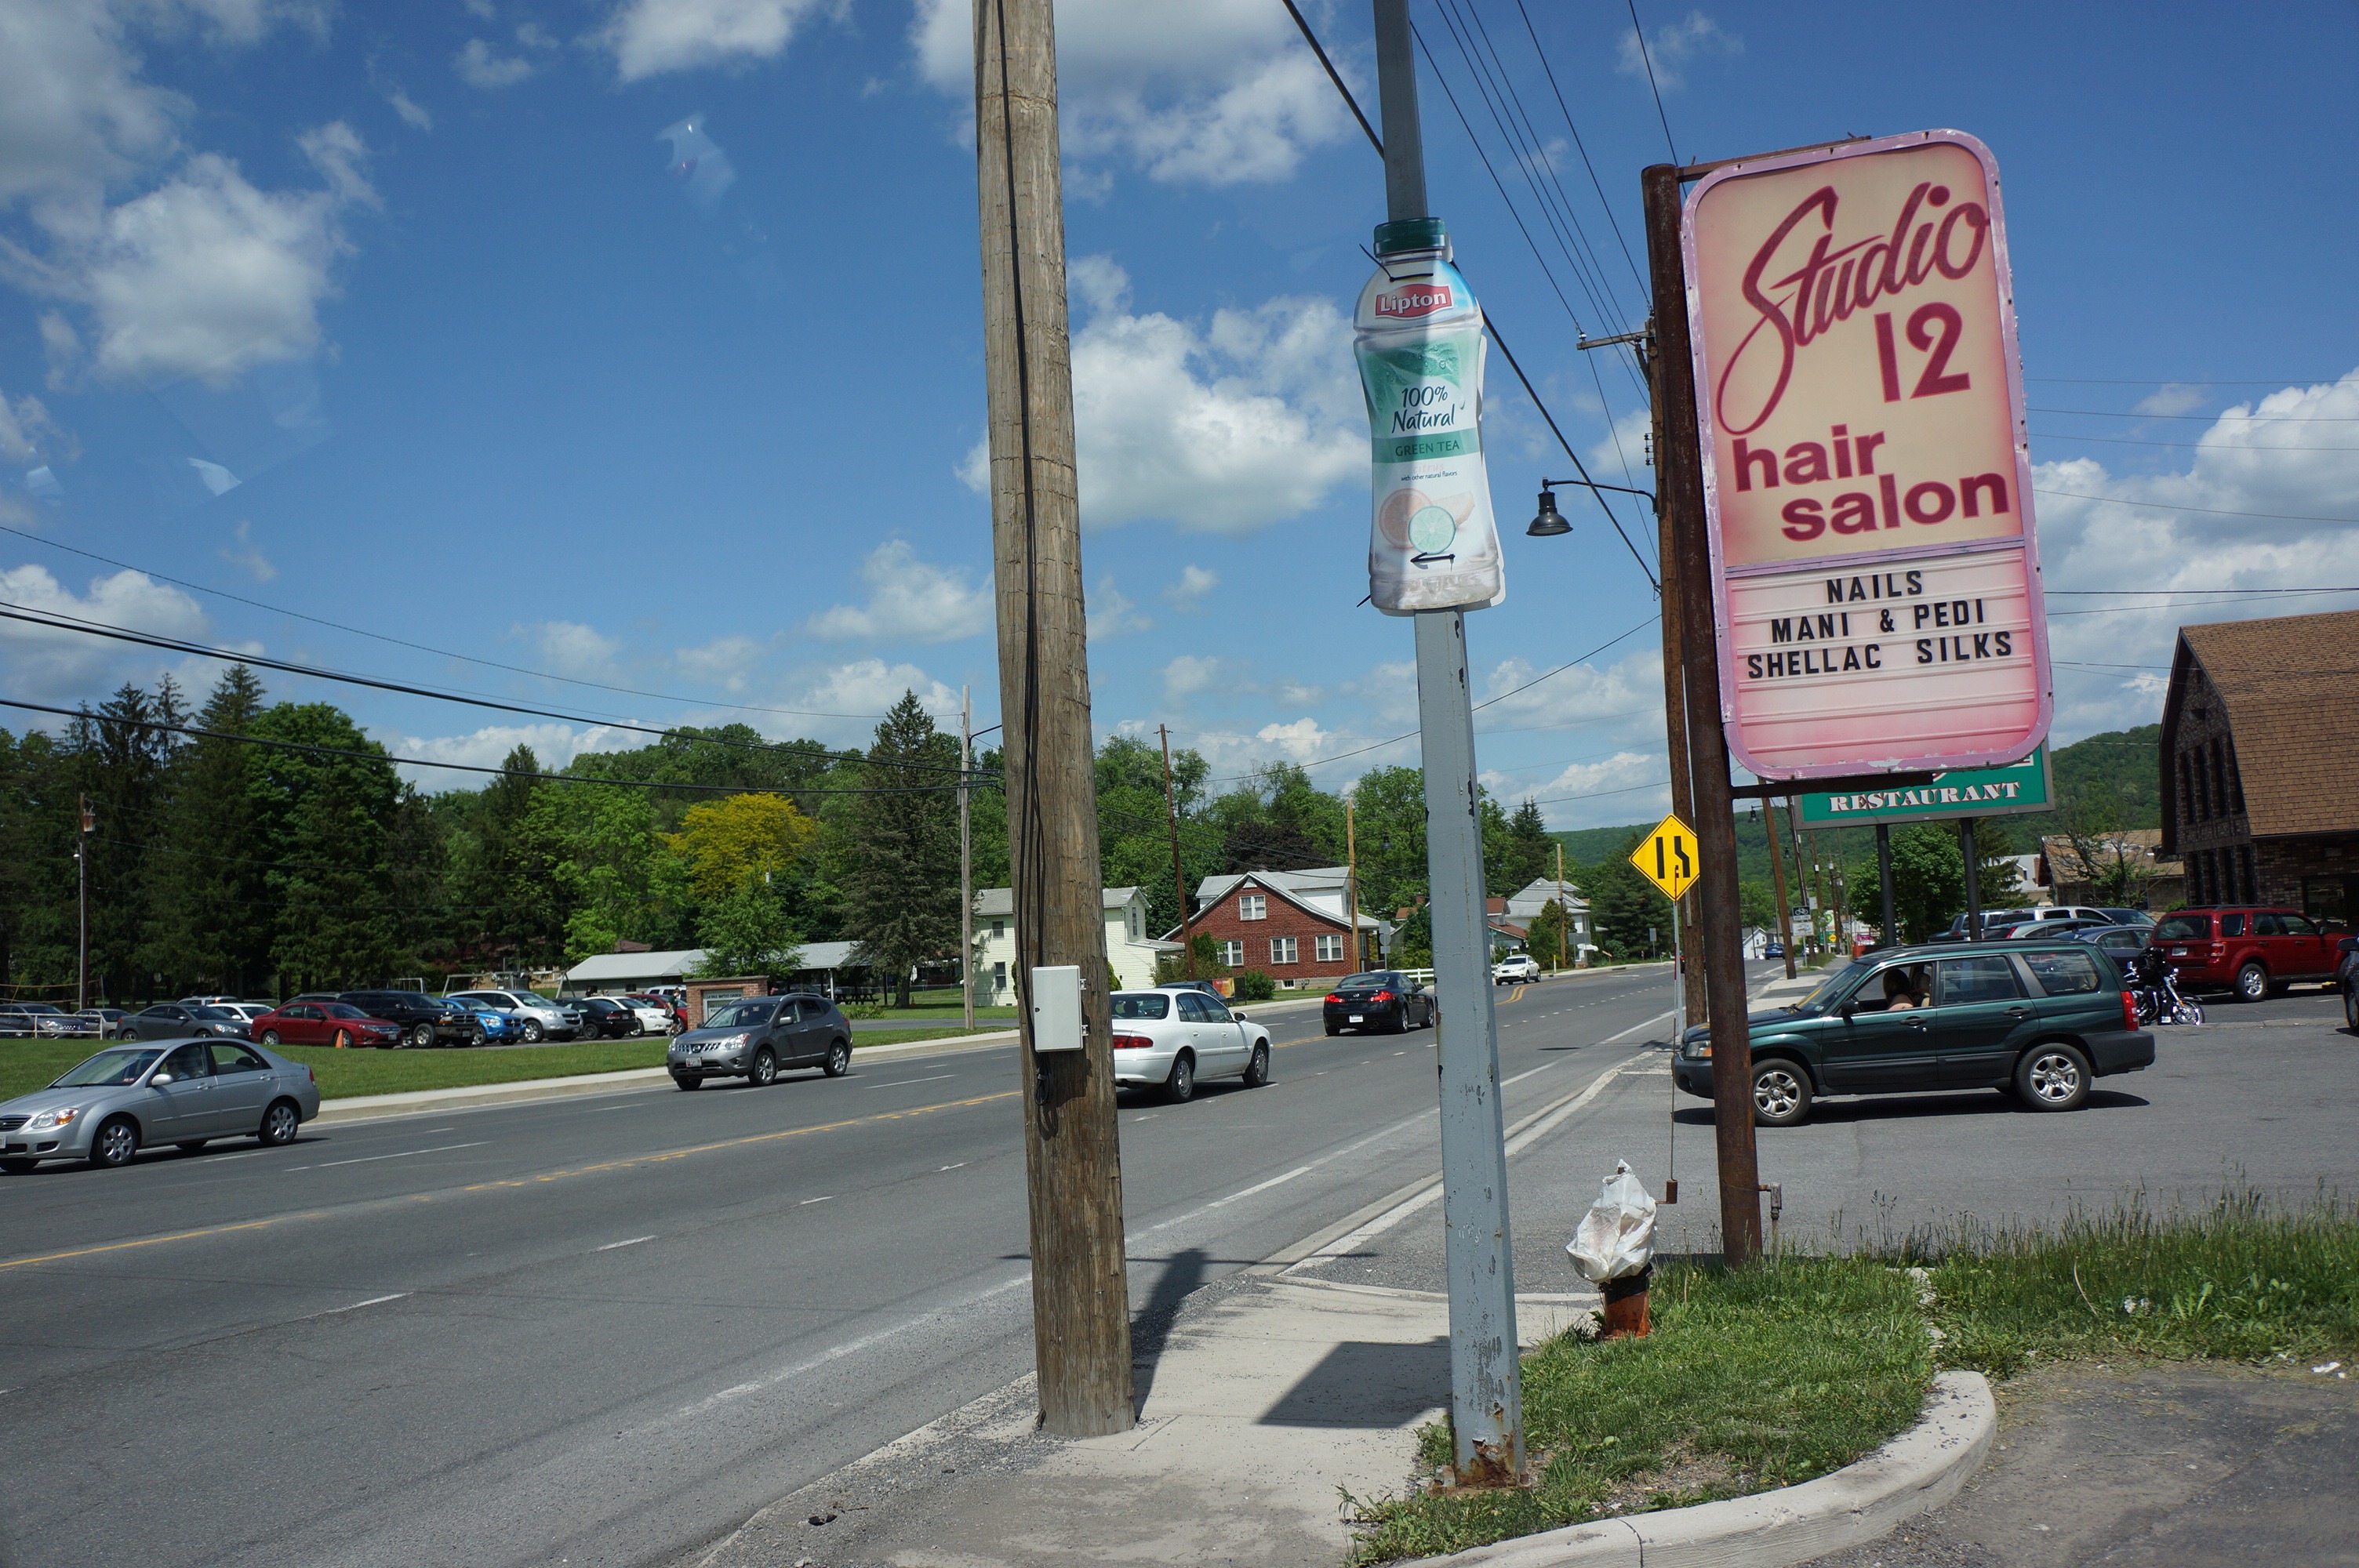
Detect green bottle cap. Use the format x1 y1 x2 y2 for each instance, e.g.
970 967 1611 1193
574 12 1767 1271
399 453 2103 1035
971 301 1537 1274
1373 217 1448 256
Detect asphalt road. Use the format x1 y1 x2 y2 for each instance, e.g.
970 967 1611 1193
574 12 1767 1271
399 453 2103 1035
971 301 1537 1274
0 964 1696 1568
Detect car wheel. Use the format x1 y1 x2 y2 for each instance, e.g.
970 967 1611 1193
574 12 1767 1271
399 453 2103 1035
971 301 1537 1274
2016 1043 2092 1110
2346 986 2359 1033
258 1099 301 1146
521 1019 545 1043
1165 1051 1196 1103
2234 963 2270 1004
409 1022 436 1049
1323 1024 1339 1036
333 1029 351 1049
471 1024 488 1047
0 1157 37 1174
747 1047 778 1087
260 1029 282 1046
823 1039 851 1077
671 1073 700 1091
1750 1059 1812 1127
176 1140 208 1154
1242 1042 1270 1087
89 1116 139 1169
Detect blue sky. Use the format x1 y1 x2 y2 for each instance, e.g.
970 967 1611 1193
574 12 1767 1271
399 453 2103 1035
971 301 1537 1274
2 0 2354 828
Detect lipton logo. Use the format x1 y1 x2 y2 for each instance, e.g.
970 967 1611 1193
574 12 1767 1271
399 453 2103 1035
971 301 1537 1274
1376 284 1452 319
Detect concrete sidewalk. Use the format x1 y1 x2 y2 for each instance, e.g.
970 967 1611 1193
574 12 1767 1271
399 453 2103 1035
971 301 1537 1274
681 1273 1595 1568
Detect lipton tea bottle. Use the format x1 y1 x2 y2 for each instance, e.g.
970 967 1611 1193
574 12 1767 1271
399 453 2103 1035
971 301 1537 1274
1355 217 1504 615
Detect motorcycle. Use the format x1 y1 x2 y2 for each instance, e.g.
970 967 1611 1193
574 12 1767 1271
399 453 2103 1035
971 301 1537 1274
2126 946 2203 1027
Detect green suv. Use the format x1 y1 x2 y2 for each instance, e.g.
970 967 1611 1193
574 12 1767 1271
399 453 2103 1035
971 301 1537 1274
1674 941 2155 1126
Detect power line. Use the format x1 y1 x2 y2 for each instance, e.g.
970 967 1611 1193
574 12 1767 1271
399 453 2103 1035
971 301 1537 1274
2031 490 2357 524
0 521 892 722
2027 376 2355 387
2033 430 2358 452
2030 407 2359 422
0 602 990 780
1278 0 1382 153
1623 0 1679 165
1511 0 1646 295
2 697 970 796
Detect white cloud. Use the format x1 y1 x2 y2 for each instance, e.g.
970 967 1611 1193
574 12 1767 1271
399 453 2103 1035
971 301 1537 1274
24 126 374 387
911 0 1354 187
1162 653 1228 704
1164 564 1219 611
218 518 275 581
381 721 631 790
1020 256 1361 533
1085 573 1152 643
2134 383 2208 417
1474 647 1663 734
0 564 211 702
806 539 991 644
520 619 620 677
599 0 832 82
386 88 434 131
674 633 772 692
1525 750 1669 829
0 387 61 463
791 658 961 738
2031 369 2359 736
0 0 184 207
1617 9 1741 89
454 38 536 89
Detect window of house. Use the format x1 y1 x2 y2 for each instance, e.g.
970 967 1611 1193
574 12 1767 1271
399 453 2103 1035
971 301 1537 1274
990 919 1005 938
1238 894 1267 920
1315 934 1343 963
1126 906 1140 938
1219 940 1244 967
1270 937 1298 964
992 962 1007 991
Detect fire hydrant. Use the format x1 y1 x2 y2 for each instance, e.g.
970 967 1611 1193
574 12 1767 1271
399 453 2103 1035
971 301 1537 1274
1567 1160 1659 1338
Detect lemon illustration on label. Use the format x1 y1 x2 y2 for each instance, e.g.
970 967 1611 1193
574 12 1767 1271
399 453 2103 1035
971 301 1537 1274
1408 505 1456 554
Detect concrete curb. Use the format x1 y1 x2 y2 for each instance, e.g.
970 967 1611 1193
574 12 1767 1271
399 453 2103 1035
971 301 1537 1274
1412 1370 1995 1567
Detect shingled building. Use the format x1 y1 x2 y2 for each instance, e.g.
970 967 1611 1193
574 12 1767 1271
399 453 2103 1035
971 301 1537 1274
2159 609 2359 923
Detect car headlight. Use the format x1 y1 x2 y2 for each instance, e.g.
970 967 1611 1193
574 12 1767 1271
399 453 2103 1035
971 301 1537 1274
711 1032 748 1048
29 1107 80 1130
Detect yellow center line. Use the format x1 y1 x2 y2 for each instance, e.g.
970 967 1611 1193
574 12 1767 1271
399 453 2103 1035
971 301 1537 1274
0 1089 1023 1272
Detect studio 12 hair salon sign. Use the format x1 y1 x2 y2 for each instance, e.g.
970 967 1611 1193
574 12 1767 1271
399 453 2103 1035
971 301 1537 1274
1682 129 2052 780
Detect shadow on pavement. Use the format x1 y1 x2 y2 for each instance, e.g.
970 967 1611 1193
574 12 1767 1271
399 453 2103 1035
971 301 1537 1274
1129 1245 1208 1409
1259 1336 1450 1428
1670 1089 2150 1127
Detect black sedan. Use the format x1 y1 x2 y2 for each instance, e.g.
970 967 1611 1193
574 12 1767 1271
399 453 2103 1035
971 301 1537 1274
1322 971 1435 1036
574 997 641 1039
118 1004 253 1042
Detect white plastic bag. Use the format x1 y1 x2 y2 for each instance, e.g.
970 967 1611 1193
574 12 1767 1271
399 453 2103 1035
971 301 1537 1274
1565 1160 1657 1283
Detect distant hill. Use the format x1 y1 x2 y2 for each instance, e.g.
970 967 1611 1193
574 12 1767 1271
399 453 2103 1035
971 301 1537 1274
1550 726 2163 884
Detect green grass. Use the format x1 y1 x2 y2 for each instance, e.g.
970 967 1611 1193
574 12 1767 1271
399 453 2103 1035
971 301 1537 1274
1350 1196 2359 1564
3 1027 994 1104
1350 1258 1932 1563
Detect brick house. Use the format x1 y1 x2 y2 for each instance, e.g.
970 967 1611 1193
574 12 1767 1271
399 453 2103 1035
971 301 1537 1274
1176 868 1386 990
2160 610 2359 923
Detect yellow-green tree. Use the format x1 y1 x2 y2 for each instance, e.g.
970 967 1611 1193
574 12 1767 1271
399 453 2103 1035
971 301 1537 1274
667 793 819 900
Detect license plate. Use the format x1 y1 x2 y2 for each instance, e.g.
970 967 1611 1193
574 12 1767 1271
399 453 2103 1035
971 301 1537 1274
1349 1014 1363 1023
2170 948 2187 958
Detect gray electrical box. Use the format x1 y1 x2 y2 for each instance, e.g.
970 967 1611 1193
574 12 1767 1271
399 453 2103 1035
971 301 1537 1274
1030 964 1084 1053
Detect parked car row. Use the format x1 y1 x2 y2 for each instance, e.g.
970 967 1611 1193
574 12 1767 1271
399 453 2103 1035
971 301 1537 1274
2 988 692 1050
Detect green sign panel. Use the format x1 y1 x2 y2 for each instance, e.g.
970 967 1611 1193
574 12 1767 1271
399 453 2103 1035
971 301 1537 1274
1796 746 2051 828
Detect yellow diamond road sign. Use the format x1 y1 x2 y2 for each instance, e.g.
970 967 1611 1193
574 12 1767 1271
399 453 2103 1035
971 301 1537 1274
1631 812 1700 901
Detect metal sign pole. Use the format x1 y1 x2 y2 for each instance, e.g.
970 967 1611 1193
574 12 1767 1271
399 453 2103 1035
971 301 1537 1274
1375 0 1521 1486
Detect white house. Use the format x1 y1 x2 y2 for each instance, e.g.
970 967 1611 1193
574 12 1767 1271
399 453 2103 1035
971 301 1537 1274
1501 877 1597 963
971 886 1176 1003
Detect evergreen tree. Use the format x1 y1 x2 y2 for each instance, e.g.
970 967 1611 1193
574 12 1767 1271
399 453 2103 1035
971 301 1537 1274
71 681 185 1000
839 692 961 1005
1585 832 1672 960
151 666 268 995
1496 797 1555 895
248 702 402 992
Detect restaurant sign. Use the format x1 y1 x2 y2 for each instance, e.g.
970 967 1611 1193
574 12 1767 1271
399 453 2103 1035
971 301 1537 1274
1794 745 2052 829
1683 129 2052 780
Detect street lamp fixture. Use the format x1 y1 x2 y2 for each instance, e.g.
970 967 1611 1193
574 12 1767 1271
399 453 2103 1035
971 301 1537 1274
1526 475 1659 539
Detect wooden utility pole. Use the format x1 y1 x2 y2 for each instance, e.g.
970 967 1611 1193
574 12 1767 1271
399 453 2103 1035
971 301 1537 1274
78 795 93 1011
961 687 976 1033
1647 343 1708 1031
1644 162 1763 1267
1160 724 1194 979
1805 829 1830 955
1346 797 1362 971
1555 842 1570 971
1764 795 1798 980
971 0 1132 1437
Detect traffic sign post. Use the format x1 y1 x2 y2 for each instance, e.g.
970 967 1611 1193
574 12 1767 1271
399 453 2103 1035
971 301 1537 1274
1632 814 1701 1206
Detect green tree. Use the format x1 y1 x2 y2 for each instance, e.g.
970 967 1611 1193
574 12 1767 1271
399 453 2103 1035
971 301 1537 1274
1492 797 1554 895
1585 833 1672 960
247 702 403 992
71 680 186 1000
1887 826 1966 942
1526 897 1572 970
692 881 803 977
1094 735 1212 942
839 692 961 1005
1348 765 1428 919
149 666 269 995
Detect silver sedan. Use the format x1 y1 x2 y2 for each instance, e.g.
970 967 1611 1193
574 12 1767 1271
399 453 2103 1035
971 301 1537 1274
0 1039 322 1172
1109 989 1272 1102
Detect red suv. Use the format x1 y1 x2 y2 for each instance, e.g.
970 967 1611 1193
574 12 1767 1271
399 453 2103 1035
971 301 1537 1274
2150 907 2343 1002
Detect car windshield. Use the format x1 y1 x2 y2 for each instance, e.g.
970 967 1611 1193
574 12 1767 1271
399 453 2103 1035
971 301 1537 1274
512 993 554 1006
322 1004 369 1019
1793 960 1865 1013
191 1006 239 1021
1340 973 1394 989
1110 994 1171 1020
53 1049 165 1087
2153 915 2208 941
703 1000 776 1028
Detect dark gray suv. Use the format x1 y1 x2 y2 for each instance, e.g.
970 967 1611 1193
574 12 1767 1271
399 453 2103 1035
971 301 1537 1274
667 993 852 1089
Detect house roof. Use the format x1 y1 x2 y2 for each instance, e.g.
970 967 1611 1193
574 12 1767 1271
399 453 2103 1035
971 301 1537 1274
792 940 859 971
2039 829 2183 884
1185 868 1382 933
1504 877 1589 919
565 949 706 982
974 886 1141 917
2162 610 2359 844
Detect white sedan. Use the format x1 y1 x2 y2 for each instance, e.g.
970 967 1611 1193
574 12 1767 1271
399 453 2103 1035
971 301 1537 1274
1109 989 1272 1102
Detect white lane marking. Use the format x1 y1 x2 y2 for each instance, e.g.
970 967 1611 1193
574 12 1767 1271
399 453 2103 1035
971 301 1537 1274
314 1141 489 1169
423 1127 456 1134
871 1073 955 1089
799 1196 833 1205
940 1162 967 1171
1205 1164 1315 1209
1502 1061 1554 1088
597 1236 655 1251
308 1292 409 1318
